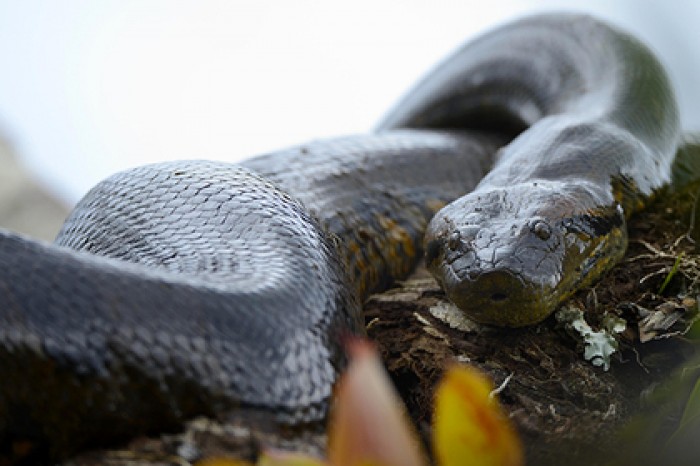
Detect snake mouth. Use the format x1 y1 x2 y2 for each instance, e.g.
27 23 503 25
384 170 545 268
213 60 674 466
443 268 556 327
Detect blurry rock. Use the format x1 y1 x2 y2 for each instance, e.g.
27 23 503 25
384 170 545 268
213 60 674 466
0 135 69 241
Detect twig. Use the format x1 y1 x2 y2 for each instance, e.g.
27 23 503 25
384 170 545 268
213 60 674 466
490 372 514 399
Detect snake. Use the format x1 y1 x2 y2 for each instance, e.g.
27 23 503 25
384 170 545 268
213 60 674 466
0 131 501 458
0 12 681 460
378 13 679 326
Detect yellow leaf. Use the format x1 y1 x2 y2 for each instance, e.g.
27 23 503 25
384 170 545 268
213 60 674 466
258 449 328 466
328 340 428 466
433 365 523 466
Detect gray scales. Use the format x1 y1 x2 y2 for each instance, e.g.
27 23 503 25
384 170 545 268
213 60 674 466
0 12 684 460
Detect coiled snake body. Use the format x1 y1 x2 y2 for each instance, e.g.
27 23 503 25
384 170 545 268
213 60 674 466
0 13 681 458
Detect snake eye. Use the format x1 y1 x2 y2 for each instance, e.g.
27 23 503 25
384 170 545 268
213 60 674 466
531 220 551 241
447 231 462 250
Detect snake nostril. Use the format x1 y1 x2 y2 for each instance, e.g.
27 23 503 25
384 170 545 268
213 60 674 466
491 292 508 302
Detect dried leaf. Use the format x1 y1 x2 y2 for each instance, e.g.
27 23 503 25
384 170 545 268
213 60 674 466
433 365 523 466
327 340 427 466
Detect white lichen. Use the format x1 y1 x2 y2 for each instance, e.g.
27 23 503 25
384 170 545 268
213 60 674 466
556 305 626 371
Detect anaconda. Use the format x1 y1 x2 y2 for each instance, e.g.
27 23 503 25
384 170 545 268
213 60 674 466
0 12 682 460
378 13 680 326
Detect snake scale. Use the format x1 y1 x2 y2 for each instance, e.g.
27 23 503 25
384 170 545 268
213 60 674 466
0 12 682 459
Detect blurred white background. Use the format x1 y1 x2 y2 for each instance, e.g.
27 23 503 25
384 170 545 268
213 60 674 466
1 0 699 205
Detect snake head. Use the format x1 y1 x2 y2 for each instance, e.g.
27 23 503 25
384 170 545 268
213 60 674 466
424 182 627 327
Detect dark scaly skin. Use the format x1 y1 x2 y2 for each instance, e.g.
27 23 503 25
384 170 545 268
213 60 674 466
242 131 501 297
378 13 680 326
0 130 500 458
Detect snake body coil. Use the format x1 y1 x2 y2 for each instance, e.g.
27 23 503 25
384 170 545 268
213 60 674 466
0 131 499 457
0 12 681 459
